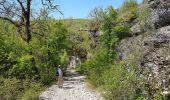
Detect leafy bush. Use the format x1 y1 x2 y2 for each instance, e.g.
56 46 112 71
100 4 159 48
21 80 45 100
137 0 150 21
0 77 21 99
101 62 137 100
0 77 44 100
78 47 112 86
0 19 69 99
112 25 131 40
80 4 151 99
117 0 138 23
79 48 146 99
9 54 37 79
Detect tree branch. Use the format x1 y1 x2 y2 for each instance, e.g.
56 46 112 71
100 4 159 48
0 16 19 27
16 0 26 24
16 0 26 12
41 0 63 15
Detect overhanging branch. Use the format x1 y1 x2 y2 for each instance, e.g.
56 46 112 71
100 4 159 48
16 0 26 13
0 16 19 27
41 0 63 15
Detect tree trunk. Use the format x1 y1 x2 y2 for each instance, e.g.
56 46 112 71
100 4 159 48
25 0 31 43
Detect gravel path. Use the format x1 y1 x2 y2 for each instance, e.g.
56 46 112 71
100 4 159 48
39 69 104 100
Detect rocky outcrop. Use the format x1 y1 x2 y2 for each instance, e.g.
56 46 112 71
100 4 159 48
147 0 170 29
148 0 170 9
133 0 170 52
117 0 170 99
141 25 170 99
144 26 170 48
130 23 144 36
130 0 170 36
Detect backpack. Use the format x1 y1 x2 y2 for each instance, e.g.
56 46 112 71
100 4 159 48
55 69 59 76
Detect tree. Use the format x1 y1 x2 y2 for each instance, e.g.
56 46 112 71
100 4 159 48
117 0 138 24
0 0 62 43
88 6 103 31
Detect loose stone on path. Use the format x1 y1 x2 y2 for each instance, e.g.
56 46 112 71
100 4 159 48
39 69 104 100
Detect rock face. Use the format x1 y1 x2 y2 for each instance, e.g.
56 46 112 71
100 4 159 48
148 0 170 29
117 0 170 99
141 27 170 99
130 0 170 36
144 26 170 48
130 23 144 36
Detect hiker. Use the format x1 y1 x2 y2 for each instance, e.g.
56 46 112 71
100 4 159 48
56 65 64 88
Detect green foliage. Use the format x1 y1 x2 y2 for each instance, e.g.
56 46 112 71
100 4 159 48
63 18 92 61
92 6 131 50
112 25 131 40
69 31 91 51
102 62 137 100
63 18 90 32
100 25 130 51
0 0 155 99
0 16 69 97
100 6 117 32
0 77 21 99
79 47 113 86
138 0 150 21
88 6 104 30
117 0 138 23
9 54 37 79
0 20 69 80
0 77 44 100
21 81 44 100
78 46 143 99
100 30 119 50
80 2 154 100
94 6 118 52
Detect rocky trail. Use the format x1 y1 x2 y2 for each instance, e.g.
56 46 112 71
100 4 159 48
39 69 104 100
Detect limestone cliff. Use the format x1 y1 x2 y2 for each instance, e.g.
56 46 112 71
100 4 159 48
117 0 170 99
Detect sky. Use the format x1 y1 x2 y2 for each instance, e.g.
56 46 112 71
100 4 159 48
50 0 142 19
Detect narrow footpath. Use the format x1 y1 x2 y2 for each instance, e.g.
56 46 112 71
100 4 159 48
39 69 104 100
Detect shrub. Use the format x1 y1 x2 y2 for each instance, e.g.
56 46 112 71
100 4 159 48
9 54 37 79
117 0 138 23
0 77 21 99
0 76 44 100
101 62 137 100
138 0 150 21
21 80 45 100
78 47 112 86
112 25 131 40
